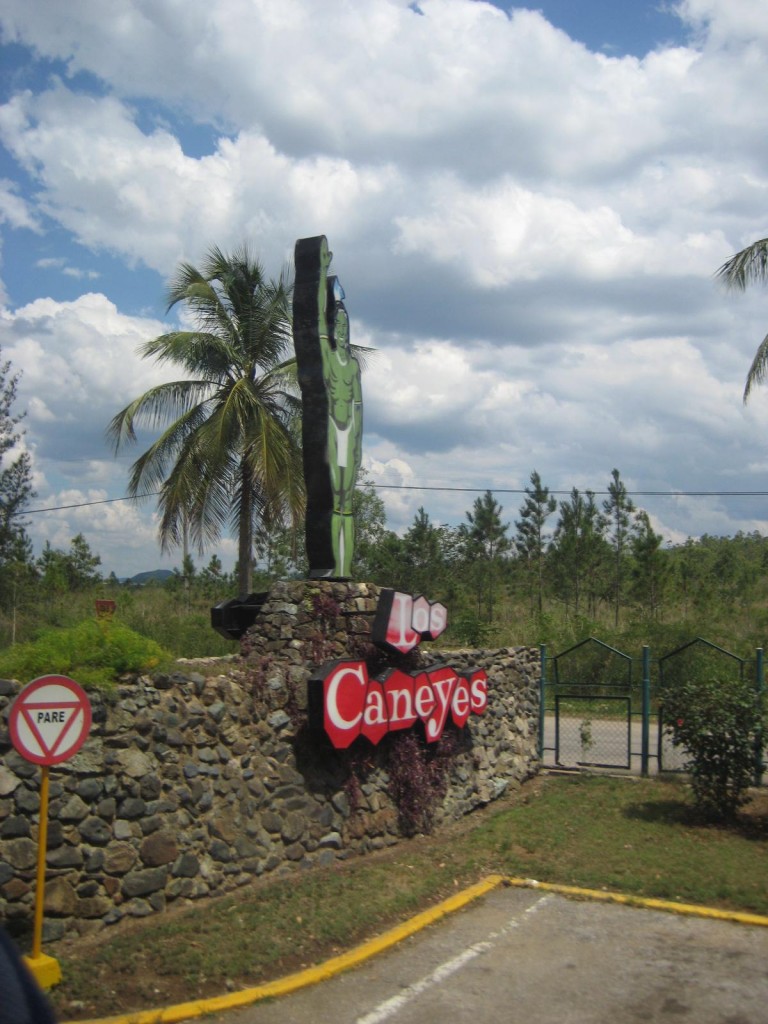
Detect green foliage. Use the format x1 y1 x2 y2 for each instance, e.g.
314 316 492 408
549 487 609 620
630 511 669 618
351 471 389 580
107 244 304 598
515 470 557 614
37 534 102 603
603 468 636 627
445 614 494 648
11 463 768 667
661 668 763 820
459 490 511 621
0 619 172 690
0 349 35 623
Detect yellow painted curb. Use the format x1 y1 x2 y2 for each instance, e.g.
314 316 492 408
70 873 768 1024
504 877 768 928
72 875 506 1024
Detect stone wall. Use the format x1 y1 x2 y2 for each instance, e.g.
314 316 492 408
0 581 540 942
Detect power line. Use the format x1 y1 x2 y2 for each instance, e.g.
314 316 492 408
11 485 768 519
372 485 768 497
14 493 160 517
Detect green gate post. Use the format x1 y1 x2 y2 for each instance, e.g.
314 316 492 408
641 645 650 777
539 644 547 760
756 648 764 788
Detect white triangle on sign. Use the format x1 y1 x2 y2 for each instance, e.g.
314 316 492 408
19 702 83 759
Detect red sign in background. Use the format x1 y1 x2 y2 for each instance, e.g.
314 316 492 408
9 675 92 766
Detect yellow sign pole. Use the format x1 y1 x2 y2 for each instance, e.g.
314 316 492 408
24 764 62 989
9 674 92 990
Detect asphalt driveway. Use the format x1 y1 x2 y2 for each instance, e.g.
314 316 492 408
206 883 768 1024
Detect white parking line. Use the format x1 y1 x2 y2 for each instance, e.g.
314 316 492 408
355 894 552 1024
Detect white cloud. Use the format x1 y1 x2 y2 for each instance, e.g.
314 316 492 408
0 179 40 231
2 0 768 574
0 294 186 573
675 0 768 47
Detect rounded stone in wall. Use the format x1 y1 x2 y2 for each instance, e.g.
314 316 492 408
140 832 178 867
44 876 78 916
0 816 30 839
121 866 169 899
103 842 138 875
0 766 20 796
79 816 112 846
3 837 37 870
171 852 200 878
281 811 307 843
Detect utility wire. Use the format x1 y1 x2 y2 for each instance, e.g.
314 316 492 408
373 485 768 497
15 493 160 517
11 485 768 518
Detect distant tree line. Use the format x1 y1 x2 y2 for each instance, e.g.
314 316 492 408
6 224 768 660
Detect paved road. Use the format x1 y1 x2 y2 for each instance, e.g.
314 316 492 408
541 713 687 774
208 885 768 1024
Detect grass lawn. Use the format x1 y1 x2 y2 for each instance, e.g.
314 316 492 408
48 773 768 1021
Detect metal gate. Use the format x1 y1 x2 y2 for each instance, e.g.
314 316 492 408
540 638 643 772
539 637 764 780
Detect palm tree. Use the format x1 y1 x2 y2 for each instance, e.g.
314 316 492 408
716 237 768 401
107 245 304 598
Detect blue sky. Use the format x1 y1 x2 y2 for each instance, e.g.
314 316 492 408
1 0 767 579
508 1 688 54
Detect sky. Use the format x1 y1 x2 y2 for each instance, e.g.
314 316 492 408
1 0 768 580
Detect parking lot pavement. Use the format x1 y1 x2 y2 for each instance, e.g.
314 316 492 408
207 883 768 1024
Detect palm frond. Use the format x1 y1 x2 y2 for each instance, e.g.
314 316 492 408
139 332 237 380
743 332 768 402
106 380 213 452
123 400 216 496
716 238 768 291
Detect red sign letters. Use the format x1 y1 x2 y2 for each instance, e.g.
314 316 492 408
371 590 448 655
310 660 488 749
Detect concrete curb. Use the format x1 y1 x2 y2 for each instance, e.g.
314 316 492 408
71 875 768 1024
503 877 768 928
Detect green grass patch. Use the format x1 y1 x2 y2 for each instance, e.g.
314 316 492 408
48 774 768 1020
464 776 768 911
0 619 172 690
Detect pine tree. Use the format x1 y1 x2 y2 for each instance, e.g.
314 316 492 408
550 488 608 618
460 490 511 621
0 350 36 623
515 470 557 614
630 510 669 619
603 468 636 627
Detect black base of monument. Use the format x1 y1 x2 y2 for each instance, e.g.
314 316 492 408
211 592 269 641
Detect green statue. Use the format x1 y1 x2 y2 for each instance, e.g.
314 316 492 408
294 236 363 578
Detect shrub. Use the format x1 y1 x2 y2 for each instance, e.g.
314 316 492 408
386 729 459 835
0 619 172 690
661 674 764 820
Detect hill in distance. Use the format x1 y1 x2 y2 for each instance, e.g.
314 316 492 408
122 569 175 586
